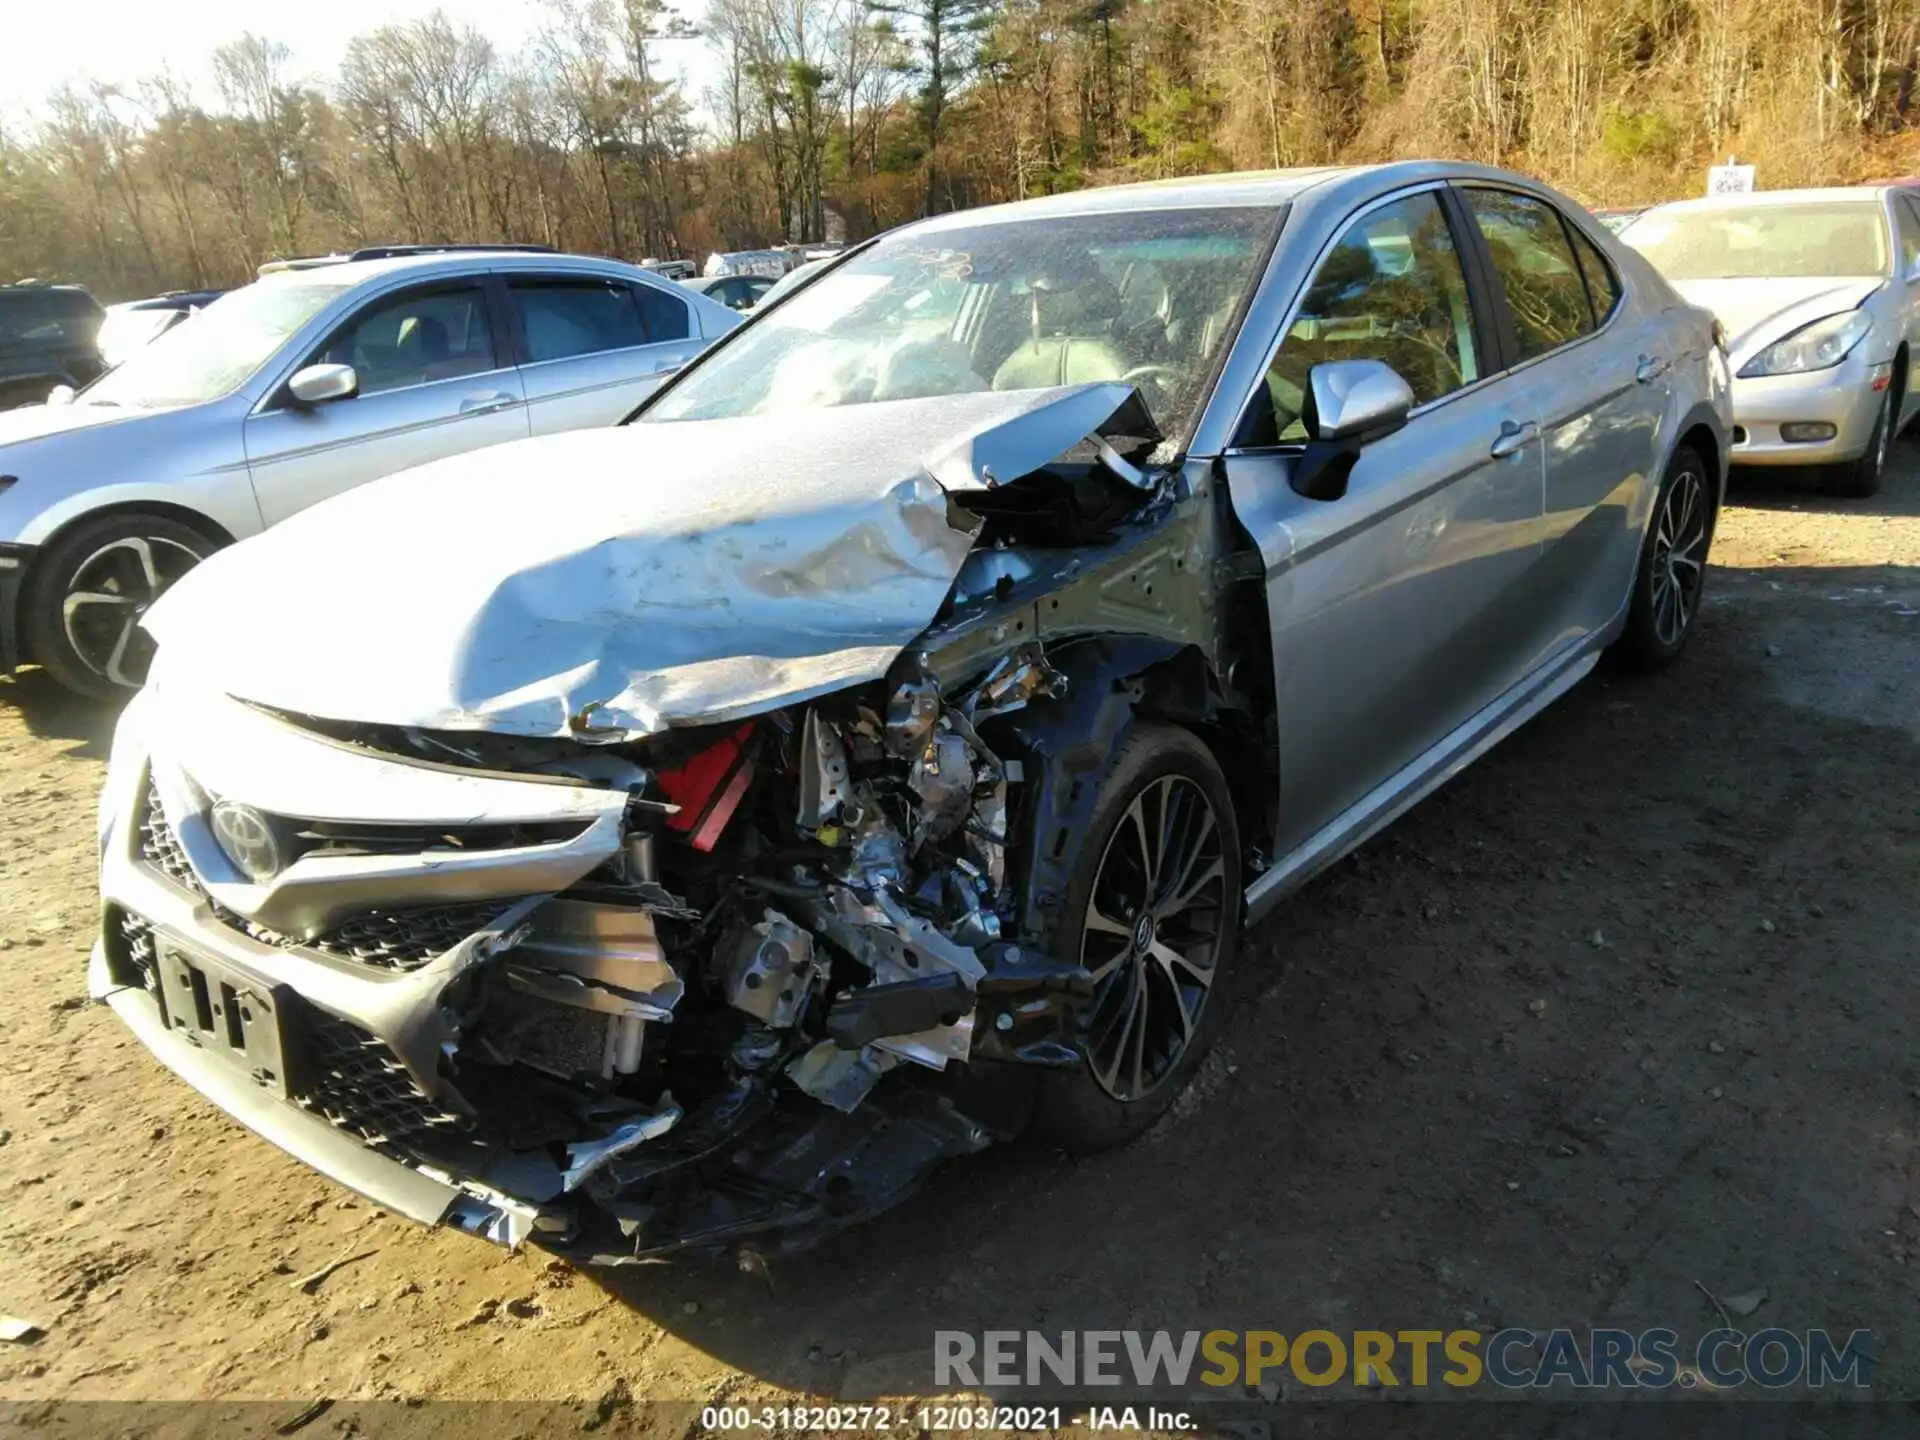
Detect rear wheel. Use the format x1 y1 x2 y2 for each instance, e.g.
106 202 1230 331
1611 445 1713 673
23 512 216 699
1031 723 1242 1153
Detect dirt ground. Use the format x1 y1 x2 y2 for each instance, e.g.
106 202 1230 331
2 441 1918 1423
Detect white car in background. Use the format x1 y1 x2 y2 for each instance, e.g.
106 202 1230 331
0 246 738 697
1620 186 1920 496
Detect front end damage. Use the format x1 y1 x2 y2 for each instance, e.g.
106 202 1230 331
94 383 1260 1261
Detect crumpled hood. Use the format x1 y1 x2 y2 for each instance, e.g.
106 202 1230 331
146 383 1142 739
1667 276 1885 367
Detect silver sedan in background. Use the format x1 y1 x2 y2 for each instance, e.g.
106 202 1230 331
1620 186 1920 496
0 248 738 697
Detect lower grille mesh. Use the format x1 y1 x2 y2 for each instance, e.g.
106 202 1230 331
114 909 161 995
308 902 517 973
297 1013 472 1157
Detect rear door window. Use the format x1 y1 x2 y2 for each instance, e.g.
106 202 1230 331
634 283 692 341
509 279 648 363
1568 225 1623 324
1463 188 1596 360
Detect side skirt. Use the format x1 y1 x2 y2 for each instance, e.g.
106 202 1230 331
1244 636 1605 926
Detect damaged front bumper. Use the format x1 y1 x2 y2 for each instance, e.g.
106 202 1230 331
95 662 1094 1263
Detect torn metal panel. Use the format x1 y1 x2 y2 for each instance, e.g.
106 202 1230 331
786 1042 899 1113
144 385 1160 742
501 900 683 1020
561 1106 683 1192
923 382 1155 492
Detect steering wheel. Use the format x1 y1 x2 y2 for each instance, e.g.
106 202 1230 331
1119 362 1183 415
1120 363 1183 389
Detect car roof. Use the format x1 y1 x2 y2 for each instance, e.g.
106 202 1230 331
895 160 1601 236
252 250 656 289
905 167 1359 232
1641 186 1898 215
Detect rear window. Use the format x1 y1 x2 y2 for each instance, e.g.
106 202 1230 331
0 289 101 347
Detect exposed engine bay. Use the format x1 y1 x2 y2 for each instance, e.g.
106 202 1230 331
368 644 1090 1260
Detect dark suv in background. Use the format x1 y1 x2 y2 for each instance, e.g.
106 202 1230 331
0 282 106 409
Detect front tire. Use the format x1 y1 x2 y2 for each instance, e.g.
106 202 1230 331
1612 445 1713 673
1825 387 1890 499
1030 723 1242 1154
22 512 215 700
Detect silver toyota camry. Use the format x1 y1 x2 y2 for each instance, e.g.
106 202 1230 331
1620 186 1920 497
95 162 1729 1263
0 248 738 697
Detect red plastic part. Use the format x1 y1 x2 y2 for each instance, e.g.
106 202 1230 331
654 722 757 851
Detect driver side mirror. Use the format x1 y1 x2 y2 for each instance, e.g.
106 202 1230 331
1290 360 1416 501
45 384 76 406
288 362 358 408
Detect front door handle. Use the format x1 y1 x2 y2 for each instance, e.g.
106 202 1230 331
1490 419 1538 459
1635 355 1671 384
460 392 519 416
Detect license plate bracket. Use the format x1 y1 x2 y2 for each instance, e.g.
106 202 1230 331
153 937 293 1097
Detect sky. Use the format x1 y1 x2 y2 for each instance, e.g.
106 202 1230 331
0 0 716 126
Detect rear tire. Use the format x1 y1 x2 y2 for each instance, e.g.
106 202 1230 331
1611 445 1713 673
1825 388 1890 499
1029 723 1242 1154
22 511 217 700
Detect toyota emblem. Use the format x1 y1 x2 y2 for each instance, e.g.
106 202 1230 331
210 801 286 883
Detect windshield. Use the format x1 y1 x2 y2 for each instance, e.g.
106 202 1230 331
753 261 827 310
97 309 179 369
646 206 1279 441
1621 202 1890 280
83 279 350 407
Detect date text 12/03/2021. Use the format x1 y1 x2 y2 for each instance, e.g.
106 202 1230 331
699 1406 1189 1431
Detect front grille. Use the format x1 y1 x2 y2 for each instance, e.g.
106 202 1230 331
136 778 518 973
138 780 202 895
297 1012 473 1157
306 902 520 973
110 908 162 995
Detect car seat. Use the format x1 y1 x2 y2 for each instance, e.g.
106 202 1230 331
991 270 1132 390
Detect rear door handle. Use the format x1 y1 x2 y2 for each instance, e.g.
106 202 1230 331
1635 355 1671 384
460 392 519 416
1490 419 1538 459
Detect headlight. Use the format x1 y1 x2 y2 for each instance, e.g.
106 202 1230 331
1738 311 1872 378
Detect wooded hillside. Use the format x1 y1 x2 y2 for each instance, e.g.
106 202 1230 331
3 0 1915 298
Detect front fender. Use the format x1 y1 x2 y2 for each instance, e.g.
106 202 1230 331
993 637 1220 951
8 477 255 549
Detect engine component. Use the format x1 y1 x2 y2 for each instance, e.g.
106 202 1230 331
500 900 682 1079
724 910 824 1029
965 644 1068 724
883 663 941 758
796 710 856 831
823 973 975 1050
908 725 975 847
